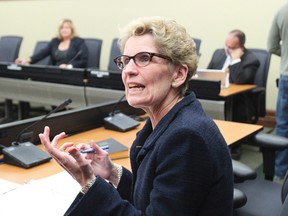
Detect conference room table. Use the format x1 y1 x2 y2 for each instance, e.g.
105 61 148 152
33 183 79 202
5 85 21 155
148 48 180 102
0 119 263 184
0 77 124 109
219 84 256 97
0 75 255 122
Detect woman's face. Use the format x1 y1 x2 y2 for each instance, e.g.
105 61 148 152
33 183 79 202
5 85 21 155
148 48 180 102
121 34 177 113
60 22 72 39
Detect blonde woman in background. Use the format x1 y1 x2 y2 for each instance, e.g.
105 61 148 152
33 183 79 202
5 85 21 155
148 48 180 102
15 18 88 69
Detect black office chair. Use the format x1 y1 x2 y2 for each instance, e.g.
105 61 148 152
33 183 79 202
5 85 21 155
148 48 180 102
84 38 102 69
232 133 288 183
108 38 122 72
0 36 23 123
17 40 52 119
232 159 257 209
249 48 271 124
234 170 288 216
32 40 51 65
192 37 201 57
0 36 23 63
234 173 288 216
232 133 288 215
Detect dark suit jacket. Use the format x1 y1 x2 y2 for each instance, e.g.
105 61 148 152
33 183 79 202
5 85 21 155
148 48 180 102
208 49 260 122
30 37 88 68
207 48 260 84
64 93 234 216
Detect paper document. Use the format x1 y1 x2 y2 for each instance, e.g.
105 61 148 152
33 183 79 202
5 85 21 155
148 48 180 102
0 171 80 216
0 179 21 195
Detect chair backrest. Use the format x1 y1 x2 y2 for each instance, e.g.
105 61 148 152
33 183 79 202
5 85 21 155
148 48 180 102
0 36 23 62
281 173 288 203
108 38 122 72
192 37 201 57
280 191 288 216
250 48 271 117
250 48 271 88
84 38 102 69
279 173 288 216
32 41 51 65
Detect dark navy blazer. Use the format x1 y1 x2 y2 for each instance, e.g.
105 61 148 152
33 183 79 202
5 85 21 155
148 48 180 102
65 93 234 216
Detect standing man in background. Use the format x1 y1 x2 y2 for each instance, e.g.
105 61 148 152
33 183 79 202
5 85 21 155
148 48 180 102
267 2 288 181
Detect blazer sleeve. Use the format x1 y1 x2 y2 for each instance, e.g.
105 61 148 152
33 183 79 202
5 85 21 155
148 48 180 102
117 166 133 201
228 50 260 84
64 177 143 216
30 39 55 64
64 167 135 216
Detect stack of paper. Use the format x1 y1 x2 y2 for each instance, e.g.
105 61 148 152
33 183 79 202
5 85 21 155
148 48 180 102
0 179 21 195
0 172 81 216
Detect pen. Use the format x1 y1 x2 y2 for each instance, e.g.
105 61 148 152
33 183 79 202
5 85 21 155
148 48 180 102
80 145 109 153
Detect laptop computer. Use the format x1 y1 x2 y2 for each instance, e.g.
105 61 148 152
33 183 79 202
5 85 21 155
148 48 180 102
193 69 230 88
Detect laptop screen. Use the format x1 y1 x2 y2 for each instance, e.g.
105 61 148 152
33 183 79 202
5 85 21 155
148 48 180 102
193 69 229 88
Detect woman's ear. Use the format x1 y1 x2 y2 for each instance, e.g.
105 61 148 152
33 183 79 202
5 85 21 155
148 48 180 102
172 64 188 88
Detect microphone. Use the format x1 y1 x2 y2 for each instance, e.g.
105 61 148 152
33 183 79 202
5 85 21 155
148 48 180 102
14 98 72 144
2 99 72 168
109 94 126 116
103 95 140 132
67 50 82 65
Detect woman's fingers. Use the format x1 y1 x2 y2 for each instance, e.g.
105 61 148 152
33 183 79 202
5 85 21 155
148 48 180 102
59 142 74 151
39 127 107 184
39 126 65 149
51 132 66 147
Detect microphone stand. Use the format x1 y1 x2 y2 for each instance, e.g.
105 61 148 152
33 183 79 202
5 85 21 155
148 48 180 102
1 99 72 168
14 98 72 145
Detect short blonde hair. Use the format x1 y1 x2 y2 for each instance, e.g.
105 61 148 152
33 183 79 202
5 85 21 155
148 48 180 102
57 18 77 40
118 17 198 95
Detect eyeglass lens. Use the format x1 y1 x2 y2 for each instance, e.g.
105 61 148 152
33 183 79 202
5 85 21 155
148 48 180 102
115 52 152 70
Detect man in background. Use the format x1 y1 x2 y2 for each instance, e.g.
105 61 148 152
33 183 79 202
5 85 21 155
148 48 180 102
208 29 260 159
267 2 288 181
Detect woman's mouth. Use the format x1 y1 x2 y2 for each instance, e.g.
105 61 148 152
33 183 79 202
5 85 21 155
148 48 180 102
128 83 145 91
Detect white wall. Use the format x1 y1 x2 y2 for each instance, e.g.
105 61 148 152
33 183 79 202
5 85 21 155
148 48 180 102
0 0 286 110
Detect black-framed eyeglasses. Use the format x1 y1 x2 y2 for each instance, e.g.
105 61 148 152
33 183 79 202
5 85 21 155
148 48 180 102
113 52 172 70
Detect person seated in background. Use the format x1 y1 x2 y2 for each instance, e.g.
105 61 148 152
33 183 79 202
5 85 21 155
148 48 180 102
208 29 260 123
39 17 233 215
15 18 88 69
208 29 260 159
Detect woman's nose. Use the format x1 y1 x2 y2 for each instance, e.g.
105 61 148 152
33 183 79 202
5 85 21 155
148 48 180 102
122 59 138 74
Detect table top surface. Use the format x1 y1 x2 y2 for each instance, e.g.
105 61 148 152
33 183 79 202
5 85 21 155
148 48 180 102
219 84 256 97
0 119 263 184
